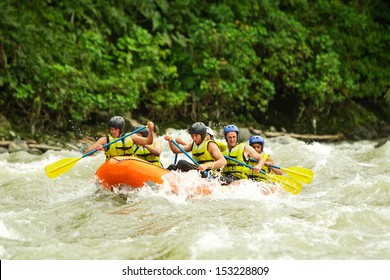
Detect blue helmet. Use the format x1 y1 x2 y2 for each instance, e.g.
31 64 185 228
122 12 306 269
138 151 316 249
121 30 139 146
249 135 265 149
223 124 239 140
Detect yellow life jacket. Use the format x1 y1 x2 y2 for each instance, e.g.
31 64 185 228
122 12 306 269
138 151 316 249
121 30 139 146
191 140 216 164
133 141 162 167
104 134 134 159
222 143 249 179
247 153 270 181
215 140 228 152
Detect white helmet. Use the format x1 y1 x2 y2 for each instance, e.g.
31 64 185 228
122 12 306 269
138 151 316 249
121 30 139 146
206 126 214 138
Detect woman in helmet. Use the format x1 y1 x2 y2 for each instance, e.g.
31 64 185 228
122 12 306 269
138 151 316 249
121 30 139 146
221 124 265 183
85 116 155 159
206 126 228 152
131 125 162 167
164 122 227 175
247 135 282 181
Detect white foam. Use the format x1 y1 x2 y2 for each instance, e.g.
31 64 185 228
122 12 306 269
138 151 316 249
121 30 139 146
0 220 20 240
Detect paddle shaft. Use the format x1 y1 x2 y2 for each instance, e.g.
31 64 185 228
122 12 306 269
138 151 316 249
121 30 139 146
170 139 199 166
225 156 267 176
45 125 147 179
174 154 178 164
84 125 146 158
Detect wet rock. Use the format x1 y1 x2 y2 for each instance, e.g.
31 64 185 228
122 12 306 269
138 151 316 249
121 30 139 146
379 124 390 137
349 125 378 140
238 127 251 142
65 143 81 151
28 148 43 155
374 138 390 148
8 138 29 153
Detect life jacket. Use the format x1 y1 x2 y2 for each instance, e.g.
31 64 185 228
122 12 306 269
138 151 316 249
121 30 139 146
133 141 162 167
191 140 224 177
104 134 134 159
215 140 228 152
222 143 249 179
247 153 270 181
191 140 216 164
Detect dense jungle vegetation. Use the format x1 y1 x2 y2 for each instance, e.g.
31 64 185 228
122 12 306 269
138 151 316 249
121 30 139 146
1 0 390 139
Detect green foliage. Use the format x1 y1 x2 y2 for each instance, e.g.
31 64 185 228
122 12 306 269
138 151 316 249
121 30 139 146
0 0 389 136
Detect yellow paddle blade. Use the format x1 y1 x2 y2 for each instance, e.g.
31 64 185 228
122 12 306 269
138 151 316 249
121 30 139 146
45 156 82 179
266 174 302 195
281 166 314 184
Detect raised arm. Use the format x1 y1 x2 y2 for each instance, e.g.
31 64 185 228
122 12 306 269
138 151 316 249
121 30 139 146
132 121 154 146
144 140 162 156
164 134 192 154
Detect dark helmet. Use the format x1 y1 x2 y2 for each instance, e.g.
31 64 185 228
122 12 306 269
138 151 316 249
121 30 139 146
223 124 239 140
107 116 125 133
249 135 265 150
133 125 149 137
188 122 207 140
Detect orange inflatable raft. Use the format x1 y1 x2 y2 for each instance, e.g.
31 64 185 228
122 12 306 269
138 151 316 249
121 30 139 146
95 156 214 195
95 156 169 191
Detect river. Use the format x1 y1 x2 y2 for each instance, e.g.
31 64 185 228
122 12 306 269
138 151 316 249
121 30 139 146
1 132 389 261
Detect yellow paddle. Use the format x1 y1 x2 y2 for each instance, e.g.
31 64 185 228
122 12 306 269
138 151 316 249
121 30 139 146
262 172 302 195
224 156 302 195
45 125 146 179
269 164 314 184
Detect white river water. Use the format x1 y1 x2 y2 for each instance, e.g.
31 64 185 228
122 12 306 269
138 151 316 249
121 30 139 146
1 133 389 260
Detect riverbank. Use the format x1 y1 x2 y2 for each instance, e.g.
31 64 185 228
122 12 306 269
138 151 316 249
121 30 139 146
1 125 389 155
2 111 390 154
0 131 340 155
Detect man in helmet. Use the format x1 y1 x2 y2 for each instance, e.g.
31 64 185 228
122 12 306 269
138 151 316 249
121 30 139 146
221 124 265 183
247 135 282 181
164 122 227 175
131 125 163 167
85 116 155 159
174 126 228 152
